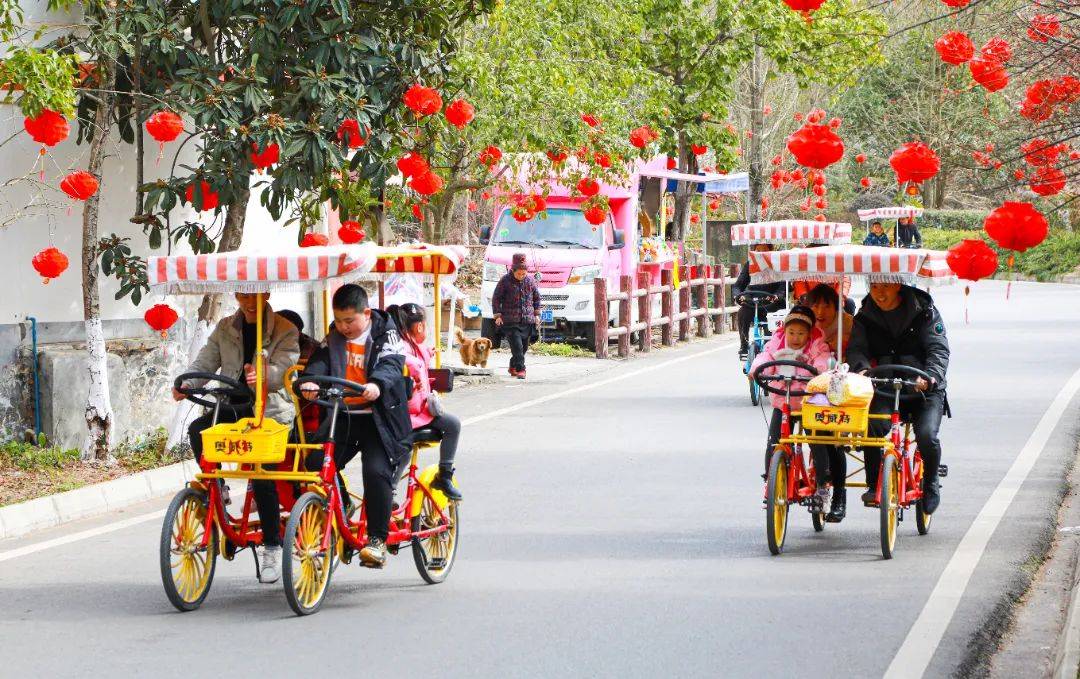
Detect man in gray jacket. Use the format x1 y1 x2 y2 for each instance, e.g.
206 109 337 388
173 292 299 583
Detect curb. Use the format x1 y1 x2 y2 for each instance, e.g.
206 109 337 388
0 459 198 540
1055 518 1080 679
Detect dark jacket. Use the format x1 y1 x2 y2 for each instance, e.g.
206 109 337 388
863 232 890 247
846 286 949 391
732 261 785 311
492 272 541 325
302 309 413 463
898 223 922 248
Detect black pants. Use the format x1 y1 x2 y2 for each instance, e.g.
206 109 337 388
503 322 533 371
428 413 461 467
765 409 842 491
738 306 770 352
864 391 945 491
305 414 395 542
189 407 281 547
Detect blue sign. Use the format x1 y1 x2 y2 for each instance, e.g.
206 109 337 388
540 308 554 323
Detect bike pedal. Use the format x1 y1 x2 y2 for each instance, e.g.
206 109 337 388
938 465 949 478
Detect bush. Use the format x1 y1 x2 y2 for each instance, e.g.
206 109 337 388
920 228 1080 281
919 210 987 231
0 440 80 471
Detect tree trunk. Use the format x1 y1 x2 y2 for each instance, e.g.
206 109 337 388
746 43 765 222
672 128 696 241
930 167 947 209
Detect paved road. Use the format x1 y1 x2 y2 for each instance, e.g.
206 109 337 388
2 280 1079 678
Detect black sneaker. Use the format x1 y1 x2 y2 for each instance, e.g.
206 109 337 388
739 349 748 362
431 469 463 501
826 493 846 523
359 538 387 568
923 480 941 515
861 489 878 507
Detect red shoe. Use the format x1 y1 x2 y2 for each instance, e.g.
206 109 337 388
516 369 526 380
508 368 519 378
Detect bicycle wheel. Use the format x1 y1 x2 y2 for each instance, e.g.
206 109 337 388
412 493 459 584
913 455 932 535
812 508 826 532
282 492 336 616
880 455 900 559
747 342 760 406
766 447 790 555
160 487 217 612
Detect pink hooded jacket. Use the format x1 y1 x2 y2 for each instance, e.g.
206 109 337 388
402 340 435 429
749 324 833 411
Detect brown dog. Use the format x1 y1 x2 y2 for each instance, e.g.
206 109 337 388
456 328 492 368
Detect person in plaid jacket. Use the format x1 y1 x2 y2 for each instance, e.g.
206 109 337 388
492 253 541 379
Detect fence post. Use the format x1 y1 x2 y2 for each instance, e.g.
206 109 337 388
660 268 674 347
712 266 725 335
618 275 632 358
637 271 652 352
692 266 708 337
678 265 690 342
594 278 608 359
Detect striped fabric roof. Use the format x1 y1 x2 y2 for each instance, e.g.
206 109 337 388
730 220 852 245
857 206 924 220
372 244 468 275
748 244 956 286
147 244 378 294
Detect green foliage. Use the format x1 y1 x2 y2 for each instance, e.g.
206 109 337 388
0 439 80 471
114 427 188 471
919 210 988 231
0 48 80 117
920 228 1080 281
530 342 594 358
99 235 149 306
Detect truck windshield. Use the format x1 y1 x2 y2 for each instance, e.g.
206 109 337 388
493 208 604 249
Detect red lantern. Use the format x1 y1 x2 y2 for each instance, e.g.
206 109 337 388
337 119 366 148
790 169 804 182
812 183 825 197
301 233 329 247
935 31 975 66
583 205 607 225
467 201 477 212
906 185 920 196
815 198 828 210
32 246 68 283
249 143 279 170
23 109 69 147
691 144 708 156
594 152 612 168
403 84 442 116
690 214 700 225
530 194 547 214
576 178 600 197
980 37 1013 65
338 220 365 244
860 177 871 188
412 204 425 221
60 171 99 201
786 123 845 170
629 125 658 148
1021 138 1064 166
144 303 179 339
940 0 970 6
581 113 600 127
709 199 720 211
478 145 502 168
1014 169 1026 180
1028 14 1060 42
890 141 940 184
145 110 184 155
1029 166 1066 196
666 157 677 170
185 181 219 211
984 202 1048 253
397 152 429 179
969 57 1008 92
444 99 475 129
947 239 998 282
855 153 867 164
409 170 444 196
547 148 568 164
782 0 826 20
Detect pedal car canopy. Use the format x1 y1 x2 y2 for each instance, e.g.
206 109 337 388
371 244 468 275
856 206 924 221
748 244 956 286
730 219 852 246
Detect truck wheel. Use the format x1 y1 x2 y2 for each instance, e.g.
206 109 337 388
581 322 597 348
481 318 502 350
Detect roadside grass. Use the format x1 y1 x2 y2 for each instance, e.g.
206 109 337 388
529 341 594 358
920 228 1080 281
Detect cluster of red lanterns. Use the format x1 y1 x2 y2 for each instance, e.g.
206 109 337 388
1019 138 1071 196
403 84 443 117
629 125 659 149
1019 76 1080 123
889 141 940 184
510 194 547 223
969 37 1012 92
935 31 974 66
478 145 502 169
144 303 179 339
1027 14 1060 43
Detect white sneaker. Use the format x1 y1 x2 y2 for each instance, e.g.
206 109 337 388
813 487 831 512
259 546 281 584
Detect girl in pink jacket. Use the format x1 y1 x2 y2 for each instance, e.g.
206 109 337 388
386 303 462 501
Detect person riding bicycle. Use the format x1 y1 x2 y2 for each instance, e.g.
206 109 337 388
863 221 890 247
172 292 299 584
749 306 833 510
846 283 949 514
897 218 923 249
300 284 413 568
734 244 785 361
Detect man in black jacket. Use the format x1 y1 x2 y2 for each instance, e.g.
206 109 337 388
301 284 413 567
846 283 949 514
733 244 786 360
897 218 923 249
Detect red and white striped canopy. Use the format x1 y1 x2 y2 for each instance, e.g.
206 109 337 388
730 220 852 246
147 244 378 294
372 244 468 275
749 244 956 286
857 206 924 221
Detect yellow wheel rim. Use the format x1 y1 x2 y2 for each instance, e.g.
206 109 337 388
290 500 333 609
773 461 788 545
169 496 213 603
417 497 456 573
886 462 899 550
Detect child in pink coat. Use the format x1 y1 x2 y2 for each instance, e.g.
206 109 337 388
386 303 462 501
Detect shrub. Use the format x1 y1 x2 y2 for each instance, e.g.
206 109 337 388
0 440 80 471
919 210 988 231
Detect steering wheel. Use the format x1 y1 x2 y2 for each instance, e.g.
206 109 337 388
751 360 820 397
174 372 252 409
736 290 780 308
866 364 932 401
291 374 368 410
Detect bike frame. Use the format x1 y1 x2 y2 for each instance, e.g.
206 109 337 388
872 382 924 508
773 378 816 503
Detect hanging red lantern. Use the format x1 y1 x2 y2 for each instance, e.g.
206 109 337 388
338 220 365 244
185 181 219 211
1021 138 1065 166
581 113 600 127
23 109 69 147
444 99 475 129
403 84 442 116
32 246 68 283
396 152 429 179
947 239 998 282
547 148 569 164
1028 14 1060 42
969 57 1008 92
782 0 826 21
144 304 179 339
593 152 612 168
629 125 659 149
984 202 1048 253
583 205 607 225
530 194 547 214
860 177 871 188
812 183 825 197
666 157 677 170
1029 166 1067 196
576 177 600 197
300 233 329 247
60 171 99 201
855 153 867 164
409 170 444 196
478 145 502 168
249 143 279 170
337 119 367 148
144 110 184 159
709 199 720 211
906 184 920 196
467 201 477 212
690 214 700 225
890 141 940 184
785 123 845 170
412 204 425 221
935 31 975 66
691 144 708 156
980 37 1013 65
763 105 773 116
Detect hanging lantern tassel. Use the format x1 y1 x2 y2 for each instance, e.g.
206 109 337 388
1006 253 1014 300
963 285 970 325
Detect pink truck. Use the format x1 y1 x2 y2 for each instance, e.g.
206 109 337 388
478 156 742 345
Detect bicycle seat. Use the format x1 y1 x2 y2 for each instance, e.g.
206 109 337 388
412 427 443 444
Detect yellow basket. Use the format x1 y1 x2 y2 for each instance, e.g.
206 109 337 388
201 417 290 464
801 402 870 434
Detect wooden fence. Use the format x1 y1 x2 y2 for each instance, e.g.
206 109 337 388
593 265 740 359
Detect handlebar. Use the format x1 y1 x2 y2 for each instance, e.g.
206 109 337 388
736 290 780 308
291 374 369 411
750 360 820 397
174 372 252 409
865 364 932 401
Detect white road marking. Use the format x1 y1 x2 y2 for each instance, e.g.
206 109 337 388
0 340 734 563
885 366 1080 679
0 510 165 564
